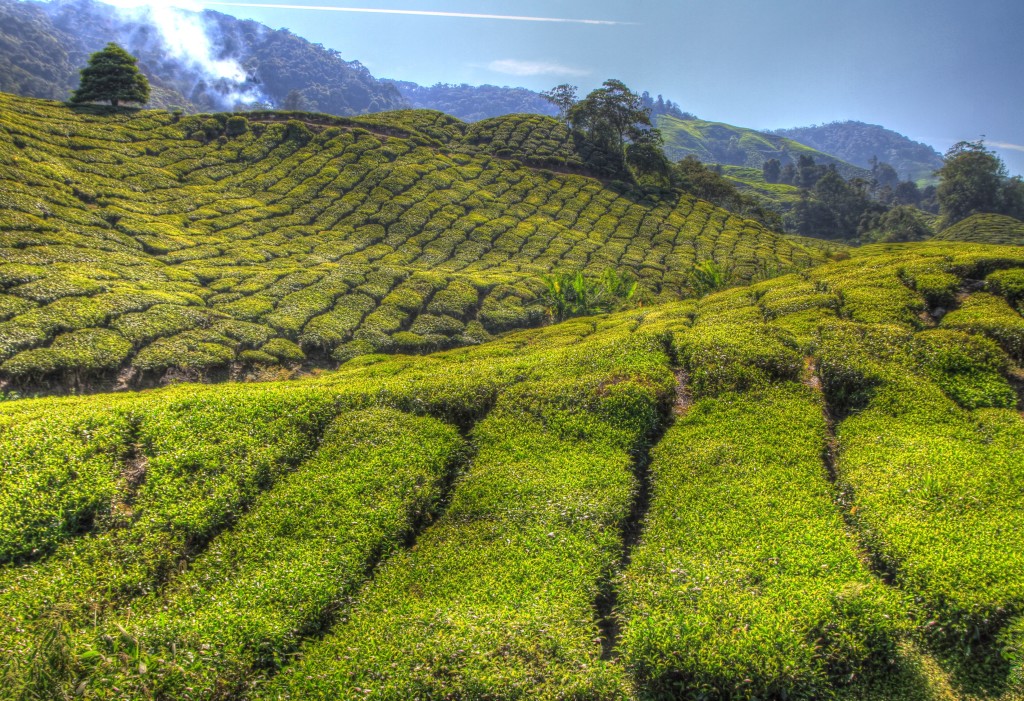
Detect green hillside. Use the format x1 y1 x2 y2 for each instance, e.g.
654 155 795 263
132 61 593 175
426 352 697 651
720 164 805 208
2 242 1024 699
0 93 829 390
774 121 944 184
934 213 1024 245
657 114 871 180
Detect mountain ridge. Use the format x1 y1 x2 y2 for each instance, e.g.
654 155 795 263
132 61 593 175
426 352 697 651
773 120 944 183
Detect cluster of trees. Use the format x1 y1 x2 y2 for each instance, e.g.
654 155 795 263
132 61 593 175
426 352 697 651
673 157 783 229
639 91 694 120
935 140 1024 226
0 0 407 114
773 121 944 183
759 140 1023 242
542 80 671 181
0 0 79 101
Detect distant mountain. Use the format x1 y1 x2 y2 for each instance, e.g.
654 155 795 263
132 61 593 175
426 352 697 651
657 114 871 180
383 82 692 124
773 121 943 183
384 81 556 123
0 0 407 114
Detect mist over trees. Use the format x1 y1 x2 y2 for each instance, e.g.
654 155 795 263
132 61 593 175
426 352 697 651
0 0 405 113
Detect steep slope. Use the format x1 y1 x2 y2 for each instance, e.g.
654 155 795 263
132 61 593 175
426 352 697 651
657 113 871 180
933 213 1024 245
775 121 944 183
0 0 407 114
0 93 827 390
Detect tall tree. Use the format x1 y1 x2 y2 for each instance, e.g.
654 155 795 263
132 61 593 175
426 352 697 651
936 140 1005 226
1002 176 1024 221
568 79 657 177
540 83 578 125
70 42 149 107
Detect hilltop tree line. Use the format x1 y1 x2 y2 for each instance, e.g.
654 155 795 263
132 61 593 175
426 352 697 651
757 142 1024 242
56 38 1024 248
773 121 945 183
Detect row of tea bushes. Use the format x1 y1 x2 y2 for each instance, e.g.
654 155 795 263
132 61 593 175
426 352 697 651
79 409 465 699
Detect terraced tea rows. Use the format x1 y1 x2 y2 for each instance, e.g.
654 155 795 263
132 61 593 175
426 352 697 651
3 242 1024 699
0 93 828 388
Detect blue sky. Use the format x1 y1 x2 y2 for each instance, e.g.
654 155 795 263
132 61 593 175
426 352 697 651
172 0 1024 173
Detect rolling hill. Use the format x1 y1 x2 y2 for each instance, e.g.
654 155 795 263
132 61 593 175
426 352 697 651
933 213 1024 245
0 93 831 392
657 114 871 180
2 84 1024 700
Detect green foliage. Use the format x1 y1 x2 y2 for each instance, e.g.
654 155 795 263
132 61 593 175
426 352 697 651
621 384 901 698
835 360 1024 670
676 305 802 397
0 402 134 564
941 292 1024 362
774 121 944 184
936 140 1009 227
657 114 870 180
261 336 305 361
566 79 664 178
988 267 1024 305
82 409 464 698
687 259 732 297
539 268 638 321
860 205 934 243
539 83 577 124
932 212 1024 245
914 329 1017 408
258 334 672 700
0 244 1021 696
69 43 149 107
0 91 826 382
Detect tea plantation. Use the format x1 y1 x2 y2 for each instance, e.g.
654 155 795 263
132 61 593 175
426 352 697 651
0 236 1023 699
3 93 1024 700
0 94 828 391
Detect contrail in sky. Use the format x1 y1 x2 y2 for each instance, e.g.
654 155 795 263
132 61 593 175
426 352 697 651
202 2 634 25
989 141 1024 153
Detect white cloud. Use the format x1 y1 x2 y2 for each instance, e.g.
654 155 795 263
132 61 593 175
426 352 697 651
201 2 633 25
487 59 590 78
104 0 202 9
989 140 1024 153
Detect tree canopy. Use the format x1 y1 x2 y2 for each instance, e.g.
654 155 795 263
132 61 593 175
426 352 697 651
546 79 669 180
70 42 149 107
936 140 1007 226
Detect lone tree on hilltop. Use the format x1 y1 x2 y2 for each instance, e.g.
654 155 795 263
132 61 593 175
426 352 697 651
70 43 150 107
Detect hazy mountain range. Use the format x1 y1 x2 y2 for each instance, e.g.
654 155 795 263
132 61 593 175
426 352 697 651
0 0 942 182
